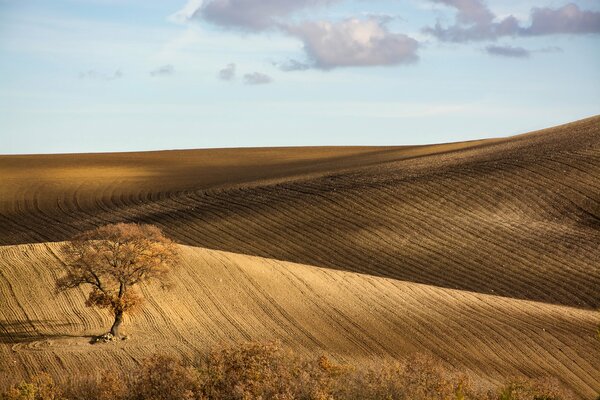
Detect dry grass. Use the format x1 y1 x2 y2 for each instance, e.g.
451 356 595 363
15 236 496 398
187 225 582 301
0 117 599 398
1 342 577 400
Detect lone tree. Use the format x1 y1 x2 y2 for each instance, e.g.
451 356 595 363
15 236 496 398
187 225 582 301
56 223 178 338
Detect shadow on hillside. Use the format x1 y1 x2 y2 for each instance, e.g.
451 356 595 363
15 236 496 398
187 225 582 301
0 320 79 344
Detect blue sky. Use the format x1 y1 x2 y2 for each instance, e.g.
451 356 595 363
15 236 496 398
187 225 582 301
0 0 599 154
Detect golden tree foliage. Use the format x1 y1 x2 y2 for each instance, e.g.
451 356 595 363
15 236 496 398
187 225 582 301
56 223 178 338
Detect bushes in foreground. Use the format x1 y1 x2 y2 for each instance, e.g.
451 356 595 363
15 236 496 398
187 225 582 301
1 342 575 400
1 373 64 400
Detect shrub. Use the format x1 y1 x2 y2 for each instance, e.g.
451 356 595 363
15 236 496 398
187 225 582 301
333 354 478 400
496 377 575 400
0 344 578 400
132 354 200 400
94 370 128 400
200 341 310 399
197 341 363 400
1 374 64 400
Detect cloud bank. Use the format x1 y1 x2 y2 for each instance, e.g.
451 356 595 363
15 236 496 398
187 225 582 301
525 3 600 35
201 0 335 31
170 0 600 70
431 0 495 26
426 1 600 42
173 0 419 70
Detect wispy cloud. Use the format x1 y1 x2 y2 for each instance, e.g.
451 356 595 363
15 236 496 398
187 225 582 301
244 72 273 85
218 63 236 81
485 44 564 58
150 64 175 77
274 59 311 72
538 46 563 53
168 0 204 24
79 69 123 80
485 45 529 58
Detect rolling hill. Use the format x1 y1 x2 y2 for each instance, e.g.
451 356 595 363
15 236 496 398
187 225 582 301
0 116 599 398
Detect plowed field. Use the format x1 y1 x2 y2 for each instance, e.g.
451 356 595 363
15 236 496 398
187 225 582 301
1 116 599 397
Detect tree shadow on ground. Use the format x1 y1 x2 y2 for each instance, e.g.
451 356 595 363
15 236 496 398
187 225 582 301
0 320 80 344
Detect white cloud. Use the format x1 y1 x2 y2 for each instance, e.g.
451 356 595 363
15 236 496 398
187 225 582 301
169 1 419 70
287 18 419 69
168 0 204 24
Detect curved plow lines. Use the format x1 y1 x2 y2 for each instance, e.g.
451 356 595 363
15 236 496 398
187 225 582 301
0 117 599 397
0 243 598 397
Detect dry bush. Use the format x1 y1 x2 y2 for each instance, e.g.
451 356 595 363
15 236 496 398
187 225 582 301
62 370 128 400
197 342 479 400
401 354 475 400
131 354 200 400
95 370 128 400
199 341 305 399
333 354 478 400
1 373 65 400
197 341 357 400
1 343 578 400
59 357 197 400
495 377 575 400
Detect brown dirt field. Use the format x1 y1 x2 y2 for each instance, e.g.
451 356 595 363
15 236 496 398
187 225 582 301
0 116 599 397
0 243 598 397
1 116 598 308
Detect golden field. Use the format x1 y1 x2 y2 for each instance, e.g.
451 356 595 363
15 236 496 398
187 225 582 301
0 116 599 398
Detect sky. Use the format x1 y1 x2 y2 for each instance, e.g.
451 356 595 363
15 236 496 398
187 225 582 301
0 0 599 154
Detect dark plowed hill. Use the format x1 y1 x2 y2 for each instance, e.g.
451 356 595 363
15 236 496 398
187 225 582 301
0 116 599 309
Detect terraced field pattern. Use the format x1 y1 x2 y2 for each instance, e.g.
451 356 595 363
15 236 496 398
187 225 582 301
1 116 599 398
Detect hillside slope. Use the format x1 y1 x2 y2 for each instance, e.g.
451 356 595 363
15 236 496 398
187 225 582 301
1 243 598 397
0 141 488 214
1 116 598 308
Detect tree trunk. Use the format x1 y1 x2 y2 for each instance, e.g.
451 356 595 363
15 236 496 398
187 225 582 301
110 310 124 338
